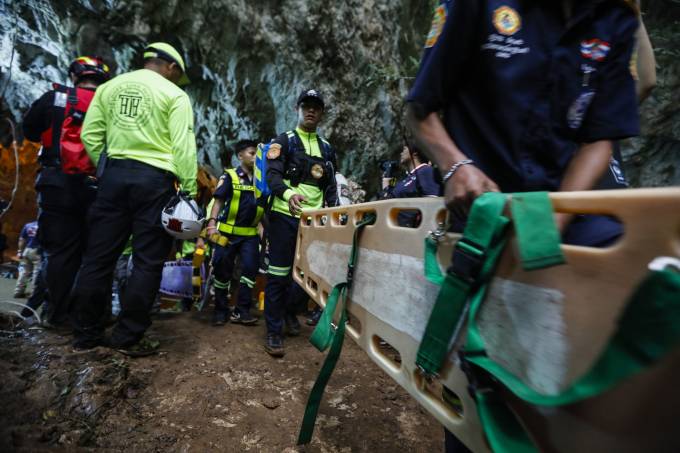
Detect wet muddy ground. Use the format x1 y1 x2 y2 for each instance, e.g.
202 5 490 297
0 278 442 452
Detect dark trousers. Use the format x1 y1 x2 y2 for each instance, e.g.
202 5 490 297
264 211 299 335
36 167 95 325
21 256 49 318
212 234 260 316
69 159 175 347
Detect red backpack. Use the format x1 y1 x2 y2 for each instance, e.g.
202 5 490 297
41 83 96 175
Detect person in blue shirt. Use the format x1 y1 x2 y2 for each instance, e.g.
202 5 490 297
407 0 640 247
14 220 41 298
204 140 264 326
407 2 641 452
381 144 442 227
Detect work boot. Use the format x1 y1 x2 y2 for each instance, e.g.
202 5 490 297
114 337 160 358
72 334 108 351
42 320 74 336
213 287 230 326
13 290 26 298
306 307 322 326
284 313 301 336
264 334 285 357
230 310 258 326
212 310 229 326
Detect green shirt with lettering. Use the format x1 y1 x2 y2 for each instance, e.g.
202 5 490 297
81 69 198 195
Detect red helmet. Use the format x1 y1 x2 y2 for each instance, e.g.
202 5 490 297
68 56 111 83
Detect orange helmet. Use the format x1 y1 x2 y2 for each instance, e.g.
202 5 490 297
68 56 111 83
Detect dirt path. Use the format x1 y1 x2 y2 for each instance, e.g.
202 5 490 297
0 278 442 452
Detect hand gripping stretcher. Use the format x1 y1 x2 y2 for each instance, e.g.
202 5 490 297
293 188 680 452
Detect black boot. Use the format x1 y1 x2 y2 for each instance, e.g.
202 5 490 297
213 286 230 326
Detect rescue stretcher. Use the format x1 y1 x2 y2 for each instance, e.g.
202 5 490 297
293 188 680 452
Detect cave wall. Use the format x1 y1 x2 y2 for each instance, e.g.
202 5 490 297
622 1 680 187
0 0 678 253
0 0 433 188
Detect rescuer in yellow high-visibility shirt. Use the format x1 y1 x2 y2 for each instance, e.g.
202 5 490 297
70 42 198 357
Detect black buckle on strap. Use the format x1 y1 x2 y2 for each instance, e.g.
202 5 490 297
450 238 485 285
459 352 497 402
346 264 354 285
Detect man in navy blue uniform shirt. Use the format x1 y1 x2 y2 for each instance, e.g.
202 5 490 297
407 1 640 452
205 140 264 326
381 144 442 226
408 0 640 247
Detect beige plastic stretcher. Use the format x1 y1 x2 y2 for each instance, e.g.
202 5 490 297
293 188 680 453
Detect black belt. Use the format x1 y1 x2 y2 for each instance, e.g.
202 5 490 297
107 158 176 178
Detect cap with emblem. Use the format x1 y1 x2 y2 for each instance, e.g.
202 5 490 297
143 42 190 86
296 89 325 109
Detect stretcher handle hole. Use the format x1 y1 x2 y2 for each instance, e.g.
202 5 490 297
388 208 423 229
413 371 465 420
331 211 350 227
371 335 402 372
354 210 377 227
306 276 319 297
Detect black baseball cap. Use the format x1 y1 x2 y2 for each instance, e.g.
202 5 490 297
296 89 325 109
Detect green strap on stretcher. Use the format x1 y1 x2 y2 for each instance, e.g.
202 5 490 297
297 213 376 445
467 267 680 453
417 193 510 375
418 191 680 452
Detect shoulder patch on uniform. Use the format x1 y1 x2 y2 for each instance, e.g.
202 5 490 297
580 39 610 62
216 176 225 189
493 6 521 36
54 91 67 108
425 4 447 48
267 143 282 160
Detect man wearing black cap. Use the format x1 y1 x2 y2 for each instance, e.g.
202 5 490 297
263 89 339 357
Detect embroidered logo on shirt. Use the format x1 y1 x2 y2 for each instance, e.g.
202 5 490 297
567 90 596 129
580 39 610 62
266 143 281 160
492 6 521 36
425 4 447 48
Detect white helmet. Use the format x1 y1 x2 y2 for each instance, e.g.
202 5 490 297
161 192 204 239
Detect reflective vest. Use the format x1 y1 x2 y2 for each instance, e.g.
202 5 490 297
218 168 264 237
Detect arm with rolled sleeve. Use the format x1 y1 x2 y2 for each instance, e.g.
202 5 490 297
554 12 640 232
579 12 640 142
81 89 107 166
169 93 198 196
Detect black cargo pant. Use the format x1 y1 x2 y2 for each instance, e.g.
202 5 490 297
36 167 96 325
70 159 175 348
